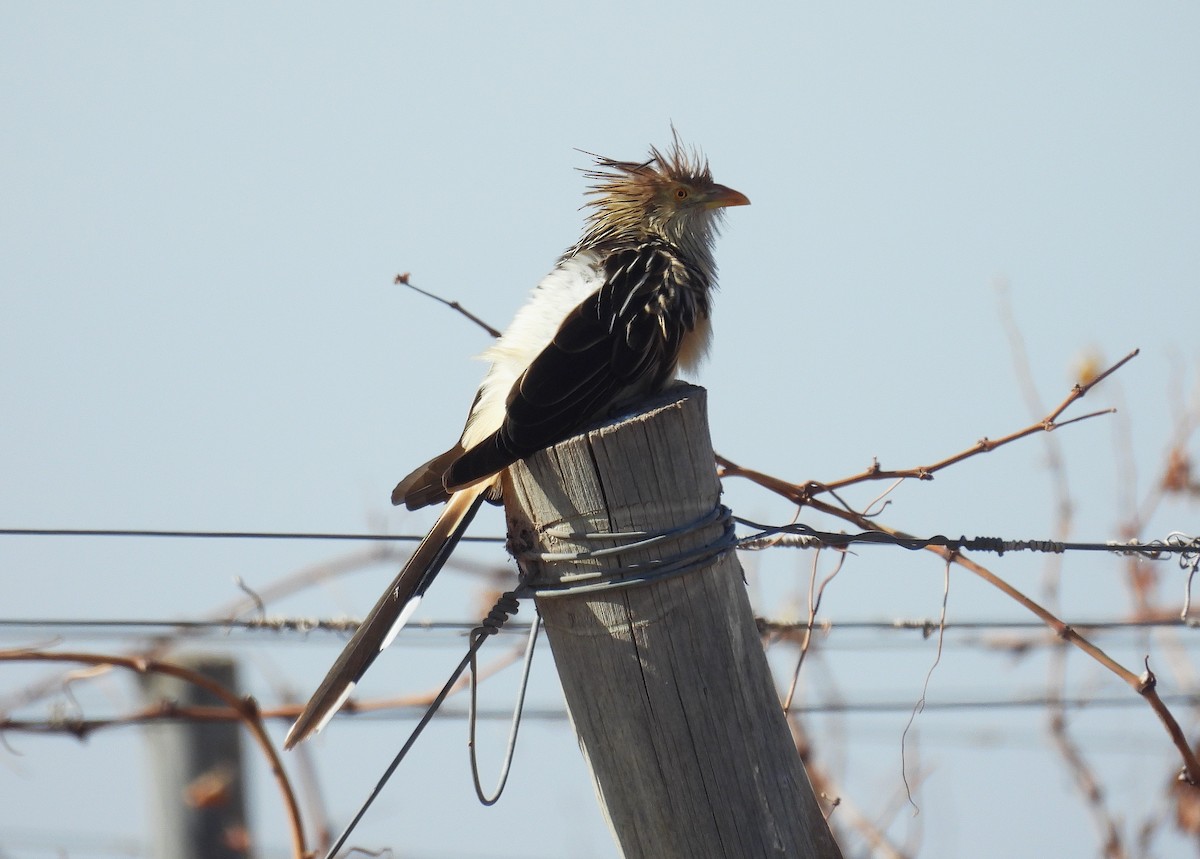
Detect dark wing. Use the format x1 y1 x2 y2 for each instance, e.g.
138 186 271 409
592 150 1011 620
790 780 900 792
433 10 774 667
444 243 701 490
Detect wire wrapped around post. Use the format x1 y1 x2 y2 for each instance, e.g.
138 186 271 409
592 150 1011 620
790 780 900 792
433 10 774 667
504 383 843 859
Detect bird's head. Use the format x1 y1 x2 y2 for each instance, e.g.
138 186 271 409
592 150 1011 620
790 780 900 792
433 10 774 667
579 135 749 256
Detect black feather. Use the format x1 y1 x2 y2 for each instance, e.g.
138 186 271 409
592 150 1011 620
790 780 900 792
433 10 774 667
444 241 703 490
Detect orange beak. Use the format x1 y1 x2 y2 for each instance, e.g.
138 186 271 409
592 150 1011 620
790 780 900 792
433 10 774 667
706 183 751 209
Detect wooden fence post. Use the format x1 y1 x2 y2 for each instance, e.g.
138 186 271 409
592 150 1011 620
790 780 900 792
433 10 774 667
505 384 842 859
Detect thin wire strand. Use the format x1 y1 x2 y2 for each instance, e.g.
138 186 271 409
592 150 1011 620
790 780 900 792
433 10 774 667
0 527 499 543
322 590 525 859
3 525 1196 559
322 648 477 859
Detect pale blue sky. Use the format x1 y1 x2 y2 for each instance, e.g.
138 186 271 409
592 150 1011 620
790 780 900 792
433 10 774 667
2 4 1199 857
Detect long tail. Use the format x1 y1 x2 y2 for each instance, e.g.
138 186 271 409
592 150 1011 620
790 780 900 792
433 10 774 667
285 483 490 748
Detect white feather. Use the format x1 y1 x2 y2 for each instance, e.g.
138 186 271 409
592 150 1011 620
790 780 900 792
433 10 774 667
380 594 423 651
307 681 355 739
460 251 605 448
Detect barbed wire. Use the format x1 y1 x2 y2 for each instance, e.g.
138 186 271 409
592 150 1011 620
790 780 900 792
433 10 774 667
4 525 1197 561
389 693 1200 717
0 617 513 634
733 520 1200 561
1 615 1198 637
6 693 1200 733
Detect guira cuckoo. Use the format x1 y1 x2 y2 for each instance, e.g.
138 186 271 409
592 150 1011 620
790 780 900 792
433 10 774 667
285 138 748 748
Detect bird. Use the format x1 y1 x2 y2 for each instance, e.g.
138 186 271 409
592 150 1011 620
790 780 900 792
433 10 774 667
284 136 749 749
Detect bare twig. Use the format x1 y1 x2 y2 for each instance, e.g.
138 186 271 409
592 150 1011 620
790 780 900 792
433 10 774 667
901 555 950 812
718 349 1139 508
0 648 309 859
0 544 403 717
1049 703 1125 858
395 272 502 338
996 286 1128 852
309 637 526 723
995 279 1076 609
783 549 846 712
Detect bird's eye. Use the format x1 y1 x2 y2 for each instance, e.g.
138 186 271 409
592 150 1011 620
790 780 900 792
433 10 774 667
674 187 689 200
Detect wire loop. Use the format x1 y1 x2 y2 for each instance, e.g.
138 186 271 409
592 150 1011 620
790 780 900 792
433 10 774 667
468 608 541 805
1168 532 1200 621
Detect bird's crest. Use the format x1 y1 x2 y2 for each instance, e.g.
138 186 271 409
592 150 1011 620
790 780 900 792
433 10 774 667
580 131 712 213
574 132 727 254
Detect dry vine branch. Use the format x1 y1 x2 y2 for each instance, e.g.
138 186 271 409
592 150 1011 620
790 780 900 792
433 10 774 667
997 284 1127 855
0 544 404 718
291 636 526 725
800 496 1200 784
900 555 951 811
1049 706 1124 859
4 702 272 735
0 648 309 859
783 549 846 712
722 349 1140 507
0 643 525 733
717 348 1200 785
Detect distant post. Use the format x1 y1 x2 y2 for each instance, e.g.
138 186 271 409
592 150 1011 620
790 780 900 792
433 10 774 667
140 654 251 859
505 385 841 858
